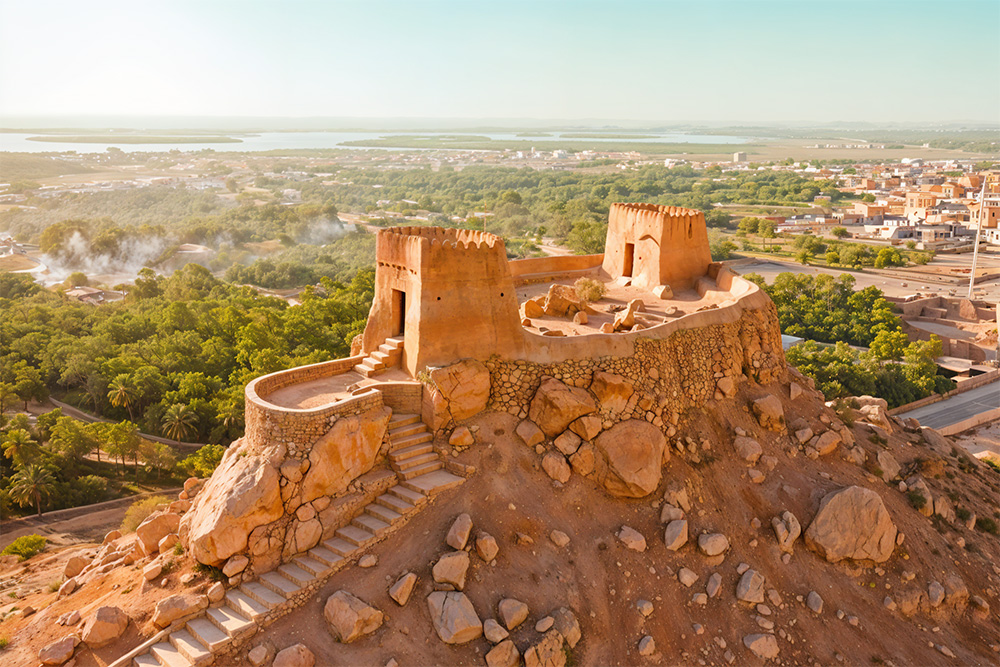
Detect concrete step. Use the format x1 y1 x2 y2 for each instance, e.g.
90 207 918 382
379 341 403 353
169 629 211 665
207 605 255 639
352 513 390 536
371 350 395 363
393 451 439 472
277 562 316 587
360 358 384 371
308 545 344 567
402 469 465 495
322 537 357 557
335 524 375 547
133 654 162 667
376 493 415 514
353 364 380 378
389 422 427 440
389 485 426 506
225 589 270 620
391 431 432 449
149 642 191 667
259 571 299 598
398 460 443 480
186 618 230 653
293 554 330 576
241 581 286 609
389 442 433 461
366 503 403 524
385 336 404 347
387 413 420 430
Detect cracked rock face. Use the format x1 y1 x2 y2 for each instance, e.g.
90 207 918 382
804 485 897 563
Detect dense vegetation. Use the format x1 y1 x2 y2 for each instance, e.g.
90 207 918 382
0 267 373 443
745 272 955 407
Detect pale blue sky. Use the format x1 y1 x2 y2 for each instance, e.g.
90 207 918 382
1 0 998 124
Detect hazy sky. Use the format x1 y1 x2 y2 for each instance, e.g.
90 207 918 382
1 0 998 124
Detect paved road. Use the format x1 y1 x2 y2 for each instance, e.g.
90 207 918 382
898 381 1000 429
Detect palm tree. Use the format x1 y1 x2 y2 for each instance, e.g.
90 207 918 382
107 377 136 421
10 463 56 517
162 404 198 442
2 429 38 468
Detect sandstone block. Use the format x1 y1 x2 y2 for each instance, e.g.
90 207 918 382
804 486 897 563
427 591 482 644
498 598 529 630
590 371 634 413
752 395 785 431
430 359 490 422
38 635 78 665
273 643 315 667
446 513 473 550
486 639 520 667
476 532 499 562
390 572 417 606
664 520 688 551
516 420 545 447
136 512 181 556
568 443 595 476
529 378 597 437
433 550 470 590
324 590 383 643
542 452 571 483
594 420 665 497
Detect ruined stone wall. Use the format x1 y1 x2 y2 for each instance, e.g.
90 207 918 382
487 298 784 431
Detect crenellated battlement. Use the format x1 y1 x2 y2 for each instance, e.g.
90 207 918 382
377 226 508 278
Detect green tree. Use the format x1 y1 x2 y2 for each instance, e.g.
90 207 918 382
107 375 137 421
3 429 38 468
9 464 56 517
831 227 849 239
759 220 776 250
49 417 99 465
738 217 762 234
13 364 47 410
162 404 198 442
874 247 904 269
825 250 840 265
796 250 812 265
140 440 177 481
868 330 909 361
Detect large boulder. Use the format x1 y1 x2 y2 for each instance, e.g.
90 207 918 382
432 550 470 590
529 378 597 437
589 371 634 413
429 359 491 422
593 420 666 498
82 605 130 648
323 590 383 643
427 591 483 644
804 486 897 563
181 443 284 566
301 406 391 503
136 512 181 556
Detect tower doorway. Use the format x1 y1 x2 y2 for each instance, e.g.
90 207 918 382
392 289 406 336
623 243 635 277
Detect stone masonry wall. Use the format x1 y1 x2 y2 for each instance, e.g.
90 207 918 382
487 300 784 433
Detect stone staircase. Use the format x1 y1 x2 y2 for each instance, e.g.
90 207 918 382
128 411 463 667
353 336 404 378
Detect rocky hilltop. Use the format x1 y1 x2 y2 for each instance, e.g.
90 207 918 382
1 369 998 666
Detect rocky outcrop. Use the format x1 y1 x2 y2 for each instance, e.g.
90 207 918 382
136 512 181 556
301 406 391 503
593 420 665 498
152 594 208 628
182 443 284 566
528 378 597 437
324 591 383 643
805 486 897 563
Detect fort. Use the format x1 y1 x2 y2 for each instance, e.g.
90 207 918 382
178 203 786 583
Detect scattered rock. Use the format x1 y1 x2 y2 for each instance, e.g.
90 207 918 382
807 591 823 614
498 598 529 630
358 554 377 568
207 582 225 603
698 533 729 557
82 605 129 648
814 430 841 456
433 550 470 590
678 568 698 587
928 581 945 607
484 618 509 643
707 573 722 598
569 443 596 476
553 431 582 456
38 635 79 665
877 450 901 480
617 525 647 552
664 520 688 551
516 420 545 448
804 486 897 563
446 514 473 550
486 639 521 667
660 503 684 522
476 532 499 562
736 569 765 604
550 530 570 548
551 607 581 648
771 511 801 554
535 616 554 632
743 633 779 659
732 436 762 464
638 635 656 656
64 555 89 579
752 395 785 431
529 378 598 437
427 591 483 644
389 572 417 606
324 590 383 643
247 642 276 667
152 593 208 628
449 426 474 449
143 562 162 581
273 643 315 667
637 600 654 617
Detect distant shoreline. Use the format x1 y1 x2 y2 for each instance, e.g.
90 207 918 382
26 135 244 144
